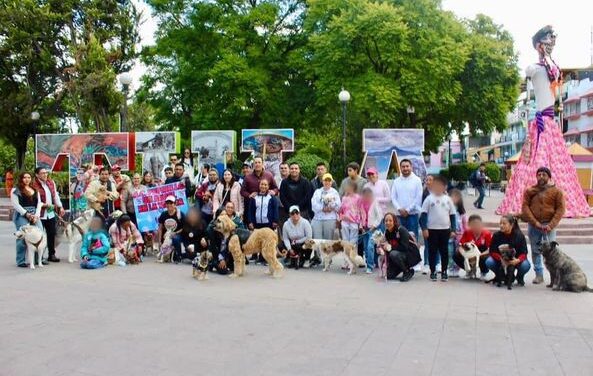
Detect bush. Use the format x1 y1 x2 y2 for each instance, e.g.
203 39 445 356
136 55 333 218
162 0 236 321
439 168 450 180
485 162 502 183
286 153 329 180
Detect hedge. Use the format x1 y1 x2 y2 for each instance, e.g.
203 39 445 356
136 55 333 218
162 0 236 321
439 162 502 184
285 153 329 180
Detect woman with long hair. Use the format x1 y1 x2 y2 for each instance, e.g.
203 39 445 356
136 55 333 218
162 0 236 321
108 214 144 263
485 214 531 286
11 172 44 267
142 172 156 188
381 212 421 281
213 169 243 218
121 174 146 225
182 148 196 183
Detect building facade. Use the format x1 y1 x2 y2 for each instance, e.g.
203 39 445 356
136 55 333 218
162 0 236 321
563 77 593 150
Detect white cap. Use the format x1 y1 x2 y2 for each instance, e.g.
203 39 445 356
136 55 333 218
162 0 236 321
165 195 176 203
289 205 300 214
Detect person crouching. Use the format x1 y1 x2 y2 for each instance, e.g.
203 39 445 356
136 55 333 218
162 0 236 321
282 205 313 269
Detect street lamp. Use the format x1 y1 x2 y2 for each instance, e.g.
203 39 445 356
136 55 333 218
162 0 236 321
338 88 351 168
31 111 40 121
407 106 415 127
119 72 133 132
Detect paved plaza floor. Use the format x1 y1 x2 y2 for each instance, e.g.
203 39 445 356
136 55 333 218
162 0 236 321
2 193 593 376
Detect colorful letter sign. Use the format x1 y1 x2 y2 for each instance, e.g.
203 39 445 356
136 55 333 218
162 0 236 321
241 129 294 183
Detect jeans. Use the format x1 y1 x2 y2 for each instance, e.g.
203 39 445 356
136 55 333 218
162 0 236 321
397 214 419 241
427 229 450 273
362 231 375 269
341 221 359 244
474 186 485 208
448 239 459 272
171 234 184 259
13 214 44 266
527 223 556 277
485 256 531 281
80 258 105 269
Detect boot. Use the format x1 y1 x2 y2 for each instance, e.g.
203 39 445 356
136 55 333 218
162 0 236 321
532 274 544 284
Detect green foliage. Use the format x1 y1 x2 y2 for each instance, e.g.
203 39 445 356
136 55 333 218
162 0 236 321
484 162 502 183
448 164 471 182
286 153 329 180
439 168 450 180
50 172 70 197
0 139 35 173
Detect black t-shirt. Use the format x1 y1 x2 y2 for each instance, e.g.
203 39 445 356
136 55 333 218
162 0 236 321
158 209 185 232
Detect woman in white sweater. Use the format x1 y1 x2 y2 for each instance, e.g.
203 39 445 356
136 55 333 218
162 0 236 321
310 173 341 240
213 169 244 218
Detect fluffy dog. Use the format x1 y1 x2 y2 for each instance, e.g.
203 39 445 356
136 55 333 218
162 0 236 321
157 219 177 263
192 251 213 281
459 242 481 279
214 212 283 278
499 247 516 290
89 186 109 214
540 241 593 293
56 209 95 263
14 225 47 270
303 239 365 274
371 230 390 279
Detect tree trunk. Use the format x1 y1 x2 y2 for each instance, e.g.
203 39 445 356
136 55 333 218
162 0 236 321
15 135 28 171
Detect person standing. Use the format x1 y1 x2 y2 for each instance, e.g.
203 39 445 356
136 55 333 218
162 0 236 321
521 167 565 284
213 169 244 218
240 156 279 221
238 162 252 186
33 168 65 263
111 165 131 211
121 173 146 225
5 167 14 197
339 162 367 196
310 173 341 266
167 163 193 200
277 162 290 188
391 159 423 240
195 169 220 225
311 162 337 191
11 172 44 267
161 154 180 183
85 167 119 219
363 167 391 214
247 179 279 231
280 162 313 220
471 163 490 209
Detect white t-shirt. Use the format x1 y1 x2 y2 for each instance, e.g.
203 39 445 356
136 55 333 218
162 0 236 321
421 193 455 230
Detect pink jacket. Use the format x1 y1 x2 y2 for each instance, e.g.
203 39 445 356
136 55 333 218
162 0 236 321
109 222 143 250
338 193 366 225
213 181 244 216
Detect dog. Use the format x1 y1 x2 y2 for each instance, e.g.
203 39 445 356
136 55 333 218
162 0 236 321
214 212 283 278
157 219 177 263
499 247 516 290
56 209 95 263
371 230 390 279
459 242 481 279
143 232 157 257
192 251 213 281
14 225 47 270
540 241 593 293
302 239 365 274
124 242 142 264
89 186 109 214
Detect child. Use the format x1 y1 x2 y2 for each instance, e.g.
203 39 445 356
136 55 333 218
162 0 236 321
420 175 456 282
448 189 467 278
453 214 492 280
338 181 365 245
80 217 111 269
247 179 279 231
360 187 383 274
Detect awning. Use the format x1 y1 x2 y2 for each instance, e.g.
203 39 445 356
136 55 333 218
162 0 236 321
564 124 593 136
564 96 581 104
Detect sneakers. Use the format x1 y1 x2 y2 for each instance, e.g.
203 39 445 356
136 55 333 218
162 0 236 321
532 275 544 284
413 264 422 272
441 271 448 282
421 265 429 275
435 263 441 273
480 272 488 281
448 268 459 278
366 267 373 274
430 272 437 282
517 276 525 286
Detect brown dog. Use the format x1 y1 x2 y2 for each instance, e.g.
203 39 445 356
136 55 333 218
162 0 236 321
303 239 365 274
214 213 283 278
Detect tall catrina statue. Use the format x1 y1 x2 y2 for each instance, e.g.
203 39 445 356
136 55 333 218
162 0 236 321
497 25 590 217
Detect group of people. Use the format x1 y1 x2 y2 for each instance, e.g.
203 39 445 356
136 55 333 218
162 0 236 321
11 153 566 288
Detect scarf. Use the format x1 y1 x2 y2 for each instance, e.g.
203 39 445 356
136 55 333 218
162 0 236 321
534 106 555 154
33 178 57 217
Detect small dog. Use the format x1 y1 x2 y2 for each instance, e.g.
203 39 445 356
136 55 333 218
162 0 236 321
143 232 157 257
57 209 95 263
14 225 47 270
124 242 142 264
157 219 177 263
303 239 365 274
371 230 390 279
192 251 213 281
540 241 593 293
499 247 516 290
459 242 481 279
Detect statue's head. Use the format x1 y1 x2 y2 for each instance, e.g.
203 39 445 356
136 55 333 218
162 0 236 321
532 25 556 56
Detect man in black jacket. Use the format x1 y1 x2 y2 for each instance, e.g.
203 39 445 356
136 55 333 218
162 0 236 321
280 163 313 221
166 163 193 200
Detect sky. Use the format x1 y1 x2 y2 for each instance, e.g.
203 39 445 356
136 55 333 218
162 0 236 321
128 0 593 89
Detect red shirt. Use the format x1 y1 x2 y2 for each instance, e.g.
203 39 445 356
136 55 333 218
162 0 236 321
459 229 492 252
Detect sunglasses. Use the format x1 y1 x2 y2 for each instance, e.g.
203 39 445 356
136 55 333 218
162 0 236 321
290 211 299 215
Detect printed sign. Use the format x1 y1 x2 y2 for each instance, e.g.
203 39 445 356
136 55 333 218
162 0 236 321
133 182 189 232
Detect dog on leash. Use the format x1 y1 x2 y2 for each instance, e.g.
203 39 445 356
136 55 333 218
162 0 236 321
371 230 390 279
56 209 95 263
303 239 365 274
14 225 47 270
540 241 593 293
499 247 516 290
157 219 177 263
459 242 481 279
192 251 213 281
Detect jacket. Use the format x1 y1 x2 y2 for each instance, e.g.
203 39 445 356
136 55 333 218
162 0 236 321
311 187 341 221
489 230 528 262
248 193 279 226
240 170 279 198
121 185 146 215
109 222 143 250
80 230 111 264
521 184 565 229
280 175 313 214
213 181 244 216
33 178 62 218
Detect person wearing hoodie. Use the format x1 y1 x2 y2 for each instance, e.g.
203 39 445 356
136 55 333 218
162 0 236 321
80 217 111 269
280 162 313 220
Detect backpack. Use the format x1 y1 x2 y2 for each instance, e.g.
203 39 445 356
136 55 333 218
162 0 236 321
469 170 479 186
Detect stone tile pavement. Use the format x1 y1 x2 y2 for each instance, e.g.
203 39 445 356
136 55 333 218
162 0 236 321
1 221 593 375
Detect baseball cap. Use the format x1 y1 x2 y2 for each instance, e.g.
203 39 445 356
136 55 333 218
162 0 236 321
165 195 176 203
322 173 333 181
367 167 378 175
112 165 121 172
289 205 300 214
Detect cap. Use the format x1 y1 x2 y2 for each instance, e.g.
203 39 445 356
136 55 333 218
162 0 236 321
242 161 252 168
322 173 333 181
367 167 378 175
289 205 300 214
112 165 121 172
165 195 176 203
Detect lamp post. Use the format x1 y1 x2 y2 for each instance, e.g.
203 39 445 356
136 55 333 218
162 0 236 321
338 88 351 168
119 72 133 132
407 105 415 128
447 133 452 168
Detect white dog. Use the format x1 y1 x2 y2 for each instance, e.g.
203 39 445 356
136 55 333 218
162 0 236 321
157 219 178 263
57 209 95 263
459 241 481 279
14 225 47 270
371 230 391 279
303 239 365 274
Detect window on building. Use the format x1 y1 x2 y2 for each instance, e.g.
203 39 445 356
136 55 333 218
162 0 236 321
587 96 593 111
576 101 581 114
587 132 593 148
